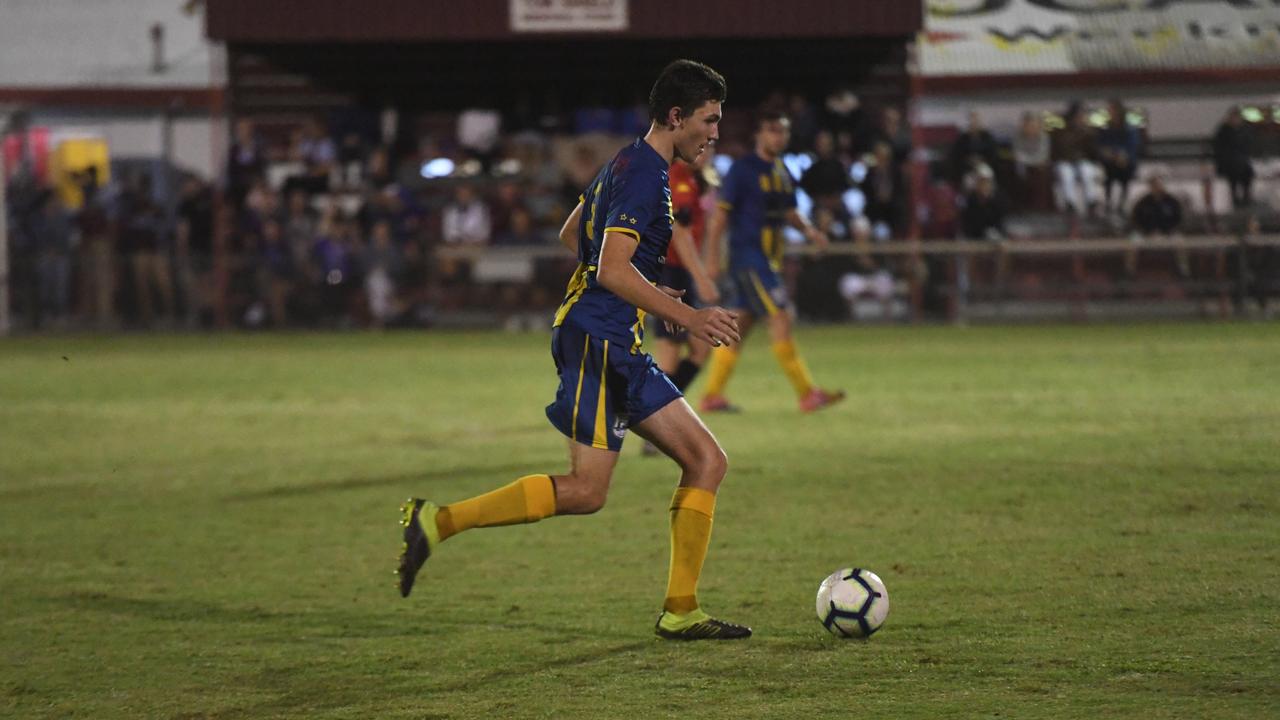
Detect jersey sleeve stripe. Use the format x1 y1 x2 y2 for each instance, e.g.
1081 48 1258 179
603 226 642 241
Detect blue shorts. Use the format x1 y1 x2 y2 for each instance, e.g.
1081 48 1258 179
545 321 682 451
726 267 789 317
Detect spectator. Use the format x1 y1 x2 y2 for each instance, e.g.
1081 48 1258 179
1097 99 1142 215
1130 176 1182 236
863 107 912 170
1127 175 1186 276
312 215 361 324
1012 111 1052 212
489 180 524 237
259 218 294 326
786 93 819 154
118 174 174 327
960 166 1012 294
860 141 906 239
820 88 864 157
31 191 75 327
288 119 337 194
364 220 403 326
457 108 502 171
283 189 318 276
1213 106 1255 209
948 110 999 188
442 183 492 245
494 207 544 246
176 177 215 328
799 130 850 209
561 143 600 210
838 216 897 319
226 118 265 209
960 167 1007 242
1052 102 1102 217
76 168 116 329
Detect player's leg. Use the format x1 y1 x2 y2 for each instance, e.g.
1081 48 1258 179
753 271 845 412
398 324 623 597
632 400 750 639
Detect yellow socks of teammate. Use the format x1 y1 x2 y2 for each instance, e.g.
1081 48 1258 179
663 486 717 614
435 474 556 542
771 339 815 399
703 345 740 398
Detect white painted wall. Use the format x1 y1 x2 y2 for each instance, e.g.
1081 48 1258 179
0 0 224 88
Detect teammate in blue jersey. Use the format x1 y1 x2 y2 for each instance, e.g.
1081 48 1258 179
701 109 846 413
398 60 751 640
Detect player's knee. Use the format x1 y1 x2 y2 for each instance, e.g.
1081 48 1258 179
692 442 728 484
577 486 609 514
556 469 610 514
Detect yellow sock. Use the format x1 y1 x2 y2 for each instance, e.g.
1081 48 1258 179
771 339 814 399
664 486 717 614
702 346 740 398
435 474 556 542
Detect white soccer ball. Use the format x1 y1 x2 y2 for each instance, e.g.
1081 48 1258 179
816 567 889 638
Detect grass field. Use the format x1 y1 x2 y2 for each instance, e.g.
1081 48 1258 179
2 323 1278 719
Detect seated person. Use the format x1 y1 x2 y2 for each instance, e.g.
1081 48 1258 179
1127 176 1187 276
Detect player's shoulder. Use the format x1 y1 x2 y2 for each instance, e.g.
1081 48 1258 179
609 139 667 194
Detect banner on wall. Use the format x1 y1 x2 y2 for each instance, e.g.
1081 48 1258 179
510 0 628 32
920 0 1280 76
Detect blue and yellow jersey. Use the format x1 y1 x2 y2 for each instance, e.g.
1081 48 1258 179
553 138 673 353
718 153 797 274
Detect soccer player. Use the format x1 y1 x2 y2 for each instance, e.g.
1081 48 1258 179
397 60 751 640
642 151 720 456
700 109 845 413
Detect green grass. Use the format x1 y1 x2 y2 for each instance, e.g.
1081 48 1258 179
2 323 1278 719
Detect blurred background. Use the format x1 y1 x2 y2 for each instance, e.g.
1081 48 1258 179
2 0 1278 335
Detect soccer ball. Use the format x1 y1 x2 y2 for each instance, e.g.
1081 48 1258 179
816 568 889 638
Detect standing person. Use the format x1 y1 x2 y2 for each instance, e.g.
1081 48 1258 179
1213 106 1255 210
76 169 116 329
700 109 845 413
642 150 721 456
397 60 751 640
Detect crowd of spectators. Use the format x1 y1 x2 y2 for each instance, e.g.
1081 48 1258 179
3 92 1277 331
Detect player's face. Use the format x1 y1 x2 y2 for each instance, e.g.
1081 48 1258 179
673 100 721 164
756 119 791 158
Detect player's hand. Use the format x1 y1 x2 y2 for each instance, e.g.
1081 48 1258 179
689 306 740 348
658 285 686 333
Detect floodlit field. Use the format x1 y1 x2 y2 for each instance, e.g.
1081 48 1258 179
2 324 1277 719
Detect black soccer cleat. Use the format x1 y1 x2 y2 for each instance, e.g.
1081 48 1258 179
654 611 752 640
397 498 438 598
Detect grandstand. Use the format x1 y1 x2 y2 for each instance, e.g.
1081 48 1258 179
2 0 1277 332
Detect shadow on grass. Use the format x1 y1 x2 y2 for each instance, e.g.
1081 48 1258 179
45 590 635 644
221 462 541 502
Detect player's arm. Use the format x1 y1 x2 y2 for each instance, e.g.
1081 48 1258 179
597 230 739 347
558 200 583 254
702 204 729 281
669 221 720 304
786 207 829 250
